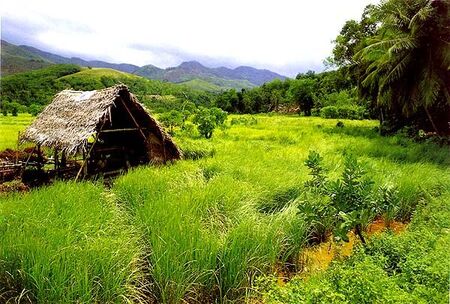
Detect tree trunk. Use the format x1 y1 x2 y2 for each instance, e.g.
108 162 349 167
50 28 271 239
355 224 366 246
424 106 439 134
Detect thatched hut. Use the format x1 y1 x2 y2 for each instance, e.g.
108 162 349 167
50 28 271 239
20 84 181 178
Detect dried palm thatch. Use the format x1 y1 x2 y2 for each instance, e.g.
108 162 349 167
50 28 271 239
20 84 181 161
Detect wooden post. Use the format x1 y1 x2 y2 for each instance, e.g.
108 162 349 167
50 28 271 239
83 150 88 176
61 151 67 168
162 136 167 163
54 149 59 170
75 120 106 182
16 131 20 164
37 144 43 170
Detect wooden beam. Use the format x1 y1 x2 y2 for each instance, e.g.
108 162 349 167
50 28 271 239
119 98 148 142
100 127 148 133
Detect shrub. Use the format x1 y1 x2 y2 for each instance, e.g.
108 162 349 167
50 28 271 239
320 105 366 120
320 106 339 118
28 103 43 116
230 115 258 126
300 151 399 246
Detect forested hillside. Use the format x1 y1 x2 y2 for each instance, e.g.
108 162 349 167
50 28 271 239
0 64 215 115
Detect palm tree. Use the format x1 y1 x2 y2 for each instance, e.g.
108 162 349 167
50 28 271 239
358 0 450 134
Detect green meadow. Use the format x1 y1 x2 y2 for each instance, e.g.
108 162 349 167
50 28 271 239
1 115 449 303
0 114 34 150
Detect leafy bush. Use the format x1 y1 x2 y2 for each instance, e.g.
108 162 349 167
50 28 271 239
28 103 44 116
320 106 339 118
230 115 258 126
300 151 393 245
320 105 367 120
322 90 358 107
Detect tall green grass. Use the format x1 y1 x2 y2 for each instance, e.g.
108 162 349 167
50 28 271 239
0 182 144 303
114 115 450 302
1 115 449 303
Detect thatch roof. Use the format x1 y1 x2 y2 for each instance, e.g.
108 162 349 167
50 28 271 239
21 84 181 159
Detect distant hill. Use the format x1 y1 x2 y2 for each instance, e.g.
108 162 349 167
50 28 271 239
0 40 52 75
18 44 140 74
136 61 284 88
1 40 286 90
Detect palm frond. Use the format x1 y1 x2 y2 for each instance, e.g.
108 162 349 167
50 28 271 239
409 2 433 30
380 53 412 89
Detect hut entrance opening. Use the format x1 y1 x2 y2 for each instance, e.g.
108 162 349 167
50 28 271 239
88 95 150 175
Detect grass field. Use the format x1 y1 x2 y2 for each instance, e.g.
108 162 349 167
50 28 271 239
1 115 449 303
0 114 34 150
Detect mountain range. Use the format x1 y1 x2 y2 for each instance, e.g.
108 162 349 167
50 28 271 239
0 40 286 91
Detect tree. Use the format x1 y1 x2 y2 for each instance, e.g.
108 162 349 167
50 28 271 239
159 110 184 134
29 103 43 116
216 89 239 112
289 78 316 116
357 0 450 134
209 107 228 126
192 107 227 139
9 102 20 116
193 108 215 139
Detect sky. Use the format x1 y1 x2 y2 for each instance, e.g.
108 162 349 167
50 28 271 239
1 0 374 77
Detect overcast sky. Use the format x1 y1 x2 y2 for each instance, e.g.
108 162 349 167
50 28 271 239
1 0 374 77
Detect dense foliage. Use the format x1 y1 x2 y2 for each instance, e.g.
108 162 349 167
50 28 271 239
215 0 449 136
330 0 450 134
215 70 367 119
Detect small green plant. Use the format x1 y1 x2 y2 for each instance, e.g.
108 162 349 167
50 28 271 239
304 150 328 192
301 151 378 245
377 185 400 228
298 194 334 243
328 155 375 244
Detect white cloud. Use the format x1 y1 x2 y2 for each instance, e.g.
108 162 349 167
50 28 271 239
1 0 375 76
